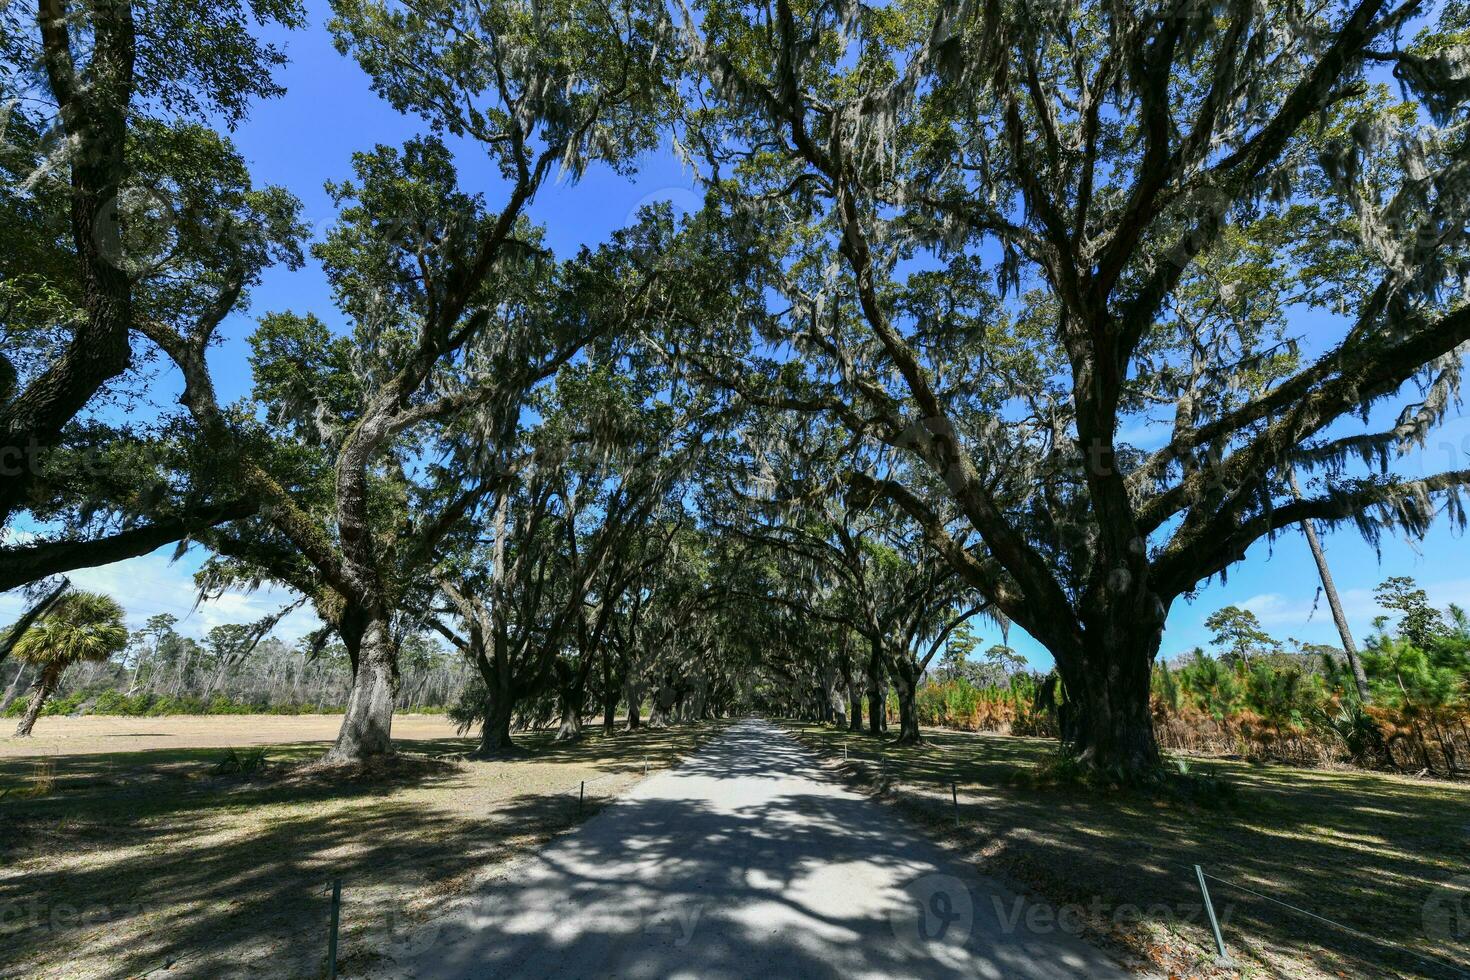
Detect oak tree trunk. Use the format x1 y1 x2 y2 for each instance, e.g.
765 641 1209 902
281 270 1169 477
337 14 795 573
890 660 922 745
321 618 397 765
478 694 516 756
555 677 586 742
603 689 618 733
623 673 644 730
1057 631 1161 778
602 649 618 733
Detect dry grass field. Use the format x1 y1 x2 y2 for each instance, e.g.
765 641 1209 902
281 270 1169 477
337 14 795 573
0 714 729 979
0 712 463 761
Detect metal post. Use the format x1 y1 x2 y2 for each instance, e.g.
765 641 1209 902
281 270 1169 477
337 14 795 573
644 756 649 776
951 782 959 827
327 878 341 980
579 780 585 814
1194 865 1230 965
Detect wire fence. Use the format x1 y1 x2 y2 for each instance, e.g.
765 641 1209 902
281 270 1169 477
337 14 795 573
1190 865 1470 979
812 732 1470 980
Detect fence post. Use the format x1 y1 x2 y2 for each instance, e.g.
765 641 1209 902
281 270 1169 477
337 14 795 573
1194 865 1230 965
951 781 959 827
326 877 341 980
579 780 585 814
644 756 648 776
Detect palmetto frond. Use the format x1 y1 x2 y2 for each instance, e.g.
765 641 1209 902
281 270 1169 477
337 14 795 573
12 591 128 669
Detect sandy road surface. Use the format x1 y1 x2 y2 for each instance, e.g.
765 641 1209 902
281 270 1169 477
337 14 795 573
366 718 1130 979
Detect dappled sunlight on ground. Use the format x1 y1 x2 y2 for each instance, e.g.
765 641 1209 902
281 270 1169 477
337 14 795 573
784 722 1470 980
0 717 728 979
362 720 1124 980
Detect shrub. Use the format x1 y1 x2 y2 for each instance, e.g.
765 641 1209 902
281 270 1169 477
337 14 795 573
211 747 268 777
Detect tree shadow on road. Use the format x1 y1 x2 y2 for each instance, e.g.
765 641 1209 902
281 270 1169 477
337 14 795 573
0 722 728 979
363 722 1120 980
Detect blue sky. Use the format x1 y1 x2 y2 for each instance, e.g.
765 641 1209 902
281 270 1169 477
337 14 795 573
4 0 1466 664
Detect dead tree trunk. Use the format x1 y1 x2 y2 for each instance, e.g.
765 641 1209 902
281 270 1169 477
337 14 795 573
1289 470 1371 703
0 662 30 713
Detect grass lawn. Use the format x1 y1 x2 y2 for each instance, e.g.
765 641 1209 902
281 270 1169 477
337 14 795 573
783 722 1470 980
0 715 729 979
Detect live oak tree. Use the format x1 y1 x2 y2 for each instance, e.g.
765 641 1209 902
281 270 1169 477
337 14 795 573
675 0 1470 776
437 459 652 752
144 140 515 763
605 523 737 728
547 448 693 743
435 336 714 752
536 328 724 741
709 417 987 743
585 516 693 732
0 0 305 585
143 0 676 763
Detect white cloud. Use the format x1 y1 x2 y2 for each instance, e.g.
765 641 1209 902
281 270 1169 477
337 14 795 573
0 548 323 643
1238 591 1314 627
1206 577 1470 642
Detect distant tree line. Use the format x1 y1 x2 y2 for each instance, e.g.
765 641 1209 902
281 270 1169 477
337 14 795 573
896 577 1470 777
0 610 472 721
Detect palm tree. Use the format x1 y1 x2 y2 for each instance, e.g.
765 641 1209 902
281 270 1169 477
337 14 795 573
11 592 128 737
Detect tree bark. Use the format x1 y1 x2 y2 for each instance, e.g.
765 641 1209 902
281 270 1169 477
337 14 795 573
622 671 645 730
0 0 136 524
321 617 398 764
1057 632 1162 777
468 629 520 757
555 677 586 742
14 663 61 737
603 688 618 733
478 694 516 756
649 682 675 727
0 505 254 593
890 658 922 745
848 687 863 732
602 648 618 734
866 640 884 735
